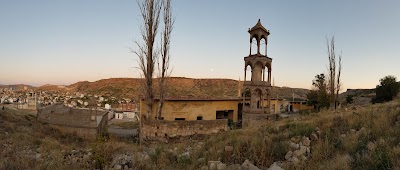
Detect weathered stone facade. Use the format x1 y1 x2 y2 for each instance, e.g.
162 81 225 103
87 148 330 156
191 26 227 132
142 119 228 142
140 98 240 122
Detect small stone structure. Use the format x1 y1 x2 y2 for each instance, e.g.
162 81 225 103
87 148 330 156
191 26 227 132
37 104 108 139
142 119 228 142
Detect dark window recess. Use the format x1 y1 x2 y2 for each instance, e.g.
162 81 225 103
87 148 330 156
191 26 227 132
197 116 203 120
175 118 185 120
216 110 231 119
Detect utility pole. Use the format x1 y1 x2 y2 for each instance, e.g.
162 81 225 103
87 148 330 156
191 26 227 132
292 90 294 102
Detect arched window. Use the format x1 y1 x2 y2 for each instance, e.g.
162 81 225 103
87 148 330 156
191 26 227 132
250 37 258 55
260 37 267 56
245 64 251 81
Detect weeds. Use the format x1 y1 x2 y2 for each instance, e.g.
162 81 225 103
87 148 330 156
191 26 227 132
285 123 315 137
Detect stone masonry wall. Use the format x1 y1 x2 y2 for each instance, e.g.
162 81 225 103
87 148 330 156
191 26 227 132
243 113 274 127
49 124 98 139
37 104 109 139
142 119 228 142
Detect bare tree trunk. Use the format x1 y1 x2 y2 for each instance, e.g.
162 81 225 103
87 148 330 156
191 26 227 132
134 0 162 145
135 0 162 119
336 53 342 109
327 36 336 110
157 0 174 120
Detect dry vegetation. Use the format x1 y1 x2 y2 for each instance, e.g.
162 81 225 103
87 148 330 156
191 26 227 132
0 107 139 169
2 100 400 169
137 100 400 169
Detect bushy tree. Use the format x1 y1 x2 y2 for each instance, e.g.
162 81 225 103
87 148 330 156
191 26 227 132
346 94 354 104
372 75 400 103
242 88 251 97
307 73 330 110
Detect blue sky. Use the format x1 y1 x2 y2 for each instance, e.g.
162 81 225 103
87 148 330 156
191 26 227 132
1 1 399 90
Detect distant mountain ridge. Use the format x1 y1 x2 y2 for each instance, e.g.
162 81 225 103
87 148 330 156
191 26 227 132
3 78 311 101
32 77 311 101
0 84 35 90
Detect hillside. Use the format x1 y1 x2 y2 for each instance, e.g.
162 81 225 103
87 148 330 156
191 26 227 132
339 88 376 105
2 99 400 169
0 84 34 90
65 77 311 101
36 84 67 91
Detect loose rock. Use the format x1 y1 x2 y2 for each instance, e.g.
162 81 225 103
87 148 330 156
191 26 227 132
291 156 300 165
248 163 261 170
285 151 293 160
217 163 227 170
290 142 300 149
310 133 318 141
356 127 367 137
267 162 284 170
224 146 234 152
226 164 241 170
302 137 311 146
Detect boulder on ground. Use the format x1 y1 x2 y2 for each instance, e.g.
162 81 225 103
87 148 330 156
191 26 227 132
267 162 284 170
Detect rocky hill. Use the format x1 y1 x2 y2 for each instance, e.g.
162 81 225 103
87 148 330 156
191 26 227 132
39 77 311 101
339 88 375 105
36 84 67 91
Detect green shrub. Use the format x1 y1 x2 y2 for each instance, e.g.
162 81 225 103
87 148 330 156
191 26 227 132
346 95 354 104
285 123 315 137
332 116 350 134
371 144 392 170
271 134 288 161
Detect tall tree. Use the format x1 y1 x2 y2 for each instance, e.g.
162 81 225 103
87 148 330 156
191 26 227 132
327 36 343 110
134 0 162 119
157 0 174 120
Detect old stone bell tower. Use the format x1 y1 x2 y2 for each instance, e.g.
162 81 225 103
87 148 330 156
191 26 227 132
242 19 272 116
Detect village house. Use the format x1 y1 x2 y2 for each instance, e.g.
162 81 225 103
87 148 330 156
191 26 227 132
289 101 314 112
140 97 290 122
37 104 109 139
140 97 242 123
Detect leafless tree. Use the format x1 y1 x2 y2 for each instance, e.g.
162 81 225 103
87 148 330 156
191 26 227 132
156 0 174 120
134 0 162 119
327 36 336 110
336 53 342 109
326 35 343 110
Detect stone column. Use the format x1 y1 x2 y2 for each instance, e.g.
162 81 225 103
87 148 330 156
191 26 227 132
263 68 265 82
249 40 252 55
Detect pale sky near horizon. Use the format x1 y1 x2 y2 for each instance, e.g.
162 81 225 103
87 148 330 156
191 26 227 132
1 1 400 90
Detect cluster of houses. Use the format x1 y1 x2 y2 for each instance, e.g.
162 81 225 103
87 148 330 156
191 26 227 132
0 86 137 111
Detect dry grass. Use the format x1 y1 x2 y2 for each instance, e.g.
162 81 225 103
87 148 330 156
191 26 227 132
2 100 400 169
172 100 400 169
